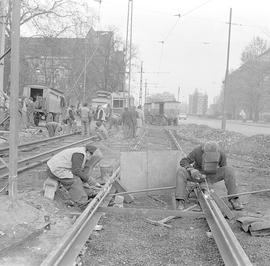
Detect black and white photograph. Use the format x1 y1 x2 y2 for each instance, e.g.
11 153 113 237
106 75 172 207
0 0 270 265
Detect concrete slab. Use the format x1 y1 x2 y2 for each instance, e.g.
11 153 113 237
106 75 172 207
120 151 182 191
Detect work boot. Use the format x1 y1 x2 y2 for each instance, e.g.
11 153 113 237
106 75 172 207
229 198 243 210
176 199 185 210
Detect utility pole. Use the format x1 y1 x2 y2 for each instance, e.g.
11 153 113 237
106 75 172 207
9 0 21 204
0 0 7 93
144 79 147 104
139 61 143 106
128 0 133 107
83 37 87 99
123 0 130 107
178 86 180 102
221 8 232 130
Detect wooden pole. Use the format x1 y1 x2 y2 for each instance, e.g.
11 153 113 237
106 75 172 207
221 8 232 130
0 0 7 92
128 0 133 107
9 0 21 203
123 0 130 107
139 61 143 106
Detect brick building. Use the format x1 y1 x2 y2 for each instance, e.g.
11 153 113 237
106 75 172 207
4 28 125 103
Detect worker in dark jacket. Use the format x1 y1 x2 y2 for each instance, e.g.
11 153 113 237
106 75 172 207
47 144 103 206
175 141 243 210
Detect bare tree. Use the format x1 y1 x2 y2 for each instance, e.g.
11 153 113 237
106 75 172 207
241 36 268 63
224 36 270 121
5 0 96 38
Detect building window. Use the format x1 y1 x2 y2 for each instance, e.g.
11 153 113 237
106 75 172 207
113 99 124 108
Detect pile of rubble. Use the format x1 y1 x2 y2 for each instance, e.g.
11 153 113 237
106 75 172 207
230 134 270 166
177 124 270 165
176 124 245 150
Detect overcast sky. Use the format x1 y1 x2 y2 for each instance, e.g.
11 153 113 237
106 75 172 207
86 0 270 104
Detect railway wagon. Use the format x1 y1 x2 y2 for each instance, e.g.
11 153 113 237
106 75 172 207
144 101 181 125
23 85 65 125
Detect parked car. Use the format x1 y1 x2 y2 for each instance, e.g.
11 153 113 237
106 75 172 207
178 113 188 120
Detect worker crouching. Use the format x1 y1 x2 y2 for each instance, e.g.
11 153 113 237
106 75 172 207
175 141 243 211
46 144 103 207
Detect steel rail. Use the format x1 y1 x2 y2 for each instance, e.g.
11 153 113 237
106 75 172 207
166 128 253 266
197 190 252 266
41 167 120 266
0 136 96 179
0 132 77 154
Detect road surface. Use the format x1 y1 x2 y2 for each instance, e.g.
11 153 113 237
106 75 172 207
179 116 270 136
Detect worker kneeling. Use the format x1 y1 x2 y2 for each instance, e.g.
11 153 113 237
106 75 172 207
175 141 243 211
47 144 103 206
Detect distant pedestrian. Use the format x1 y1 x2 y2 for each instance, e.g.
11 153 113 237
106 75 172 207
79 103 91 136
136 105 144 136
67 105 76 133
26 97 35 127
239 110 246 122
130 106 138 138
121 107 132 139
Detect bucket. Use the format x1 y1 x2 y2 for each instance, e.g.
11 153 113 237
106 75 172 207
99 161 114 179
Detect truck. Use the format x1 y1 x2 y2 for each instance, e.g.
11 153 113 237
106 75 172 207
144 101 182 126
22 85 65 126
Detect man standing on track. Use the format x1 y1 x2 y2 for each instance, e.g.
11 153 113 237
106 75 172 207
79 103 91 136
47 144 103 206
175 141 243 211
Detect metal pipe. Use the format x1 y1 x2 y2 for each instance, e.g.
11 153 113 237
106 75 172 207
221 188 270 199
110 186 176 196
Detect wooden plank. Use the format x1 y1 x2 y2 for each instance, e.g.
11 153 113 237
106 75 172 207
97 206 204 218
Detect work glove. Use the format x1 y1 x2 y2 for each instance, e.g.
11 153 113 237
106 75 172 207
190 169 203 182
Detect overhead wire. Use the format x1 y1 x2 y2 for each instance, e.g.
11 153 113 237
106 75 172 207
154 0 215 91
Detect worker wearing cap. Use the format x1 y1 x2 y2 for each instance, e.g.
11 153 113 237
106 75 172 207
47 144 103 206
175 141 243 210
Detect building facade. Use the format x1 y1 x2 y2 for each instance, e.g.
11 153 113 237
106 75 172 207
4 28 125 104
188 90 208 115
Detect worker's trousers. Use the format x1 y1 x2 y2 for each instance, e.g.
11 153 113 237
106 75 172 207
47 168 91 205
81 119 89 136
175 166 238 200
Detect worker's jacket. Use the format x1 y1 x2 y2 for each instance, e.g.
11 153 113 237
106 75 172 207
47 147 87 178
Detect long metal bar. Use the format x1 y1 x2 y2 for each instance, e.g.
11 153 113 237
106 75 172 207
167 128 252 265
0 132 77 154
198 190 252 266
0 136 96 178
110 185 176 196
41 167 120 266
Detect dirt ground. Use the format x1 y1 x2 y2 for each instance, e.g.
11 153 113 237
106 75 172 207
84 125 270 266
0 124 270 265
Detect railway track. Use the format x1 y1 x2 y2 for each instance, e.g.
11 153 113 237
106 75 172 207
0 126 253 265
0 132 98 192
166 128 252 266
